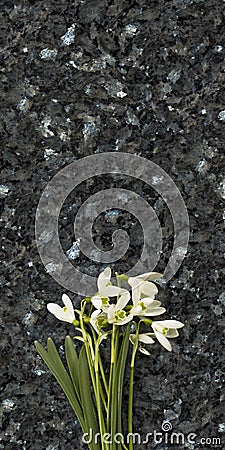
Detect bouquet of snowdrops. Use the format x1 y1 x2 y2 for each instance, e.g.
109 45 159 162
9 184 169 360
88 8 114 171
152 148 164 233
35 268 184 450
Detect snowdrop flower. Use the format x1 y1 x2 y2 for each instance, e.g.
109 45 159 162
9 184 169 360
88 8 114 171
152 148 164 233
91 267 129 310
129 333 155 355
96 267 122 297
91 295 110 311
107 291 133 325
90 309 108 333
128 272 162 303
151 320 184 351
47 294 77 324
131 298 166 318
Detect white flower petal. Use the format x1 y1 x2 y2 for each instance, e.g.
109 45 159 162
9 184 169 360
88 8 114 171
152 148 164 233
107 304 115 321
62 294 75 316
152 322 164 333
140 280 158 297
142 298 158 306
116 291 130 310
138 334 155 344
101 285 122 297
166 329 179 338
129 277 158 302
137 272 163 281
116 313 133 325
90 309 102 320
144 307 166 316
132 286 141 304
90 309 104 333
127 277 139 287
97 267 111 291
47 303 75 323
156 320 184 329
131 305 143 315
91 296 103 309
139 346 151 356
154 330 172 351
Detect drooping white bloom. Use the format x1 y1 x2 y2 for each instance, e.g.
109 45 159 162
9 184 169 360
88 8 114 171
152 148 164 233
90 309 107 333
91 267 130 312
107 291 133 325
131 298 166 318
151 320 184 351
128 272 162 303
129 333 155 355
47 294 76 324
96 267 122 297
91 295 110 311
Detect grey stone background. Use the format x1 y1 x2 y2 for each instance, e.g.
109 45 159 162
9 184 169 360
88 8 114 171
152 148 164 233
0 0 224 449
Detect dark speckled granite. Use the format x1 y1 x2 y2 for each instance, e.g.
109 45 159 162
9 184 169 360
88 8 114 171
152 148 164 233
0 1 225 449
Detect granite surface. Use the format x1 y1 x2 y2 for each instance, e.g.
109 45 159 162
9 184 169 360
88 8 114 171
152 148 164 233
0 0 225 449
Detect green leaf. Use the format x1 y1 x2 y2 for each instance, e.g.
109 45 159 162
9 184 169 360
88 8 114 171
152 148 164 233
34 339 85 431
65 336 81 401
79 345 101 450
115 325 131 435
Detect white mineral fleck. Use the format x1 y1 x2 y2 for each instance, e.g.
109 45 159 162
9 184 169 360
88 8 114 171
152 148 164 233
22 311 35 326
117 91 127 98
39 117 54 137
124 24 137 36
211 304 223 316
0 185 10 197
17 97 30 112
173 246 187 257
164 409 178 420
59 130 70 141
39 48 58 60
105 210 120 224
218 423 225 432
60 24 75 46
152 175 164 185
39 230 54 244
218 292 225 306
2 399 15 411
218 110 225 121
83 121 99 140
44 148 58 160
167 69 181 84
215 45 223 52
125 110 140 126
67 240 80 260
195 158 209 174
45 262 63 274
218 178 225 199
33 366 46 376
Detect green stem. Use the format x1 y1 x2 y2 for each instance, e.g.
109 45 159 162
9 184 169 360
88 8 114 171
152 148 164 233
79 306 99 407
128 324 140 450
110 327 120 450
106 325 116 432
99 353 109 397
90 326 109 413
95 340 108 450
